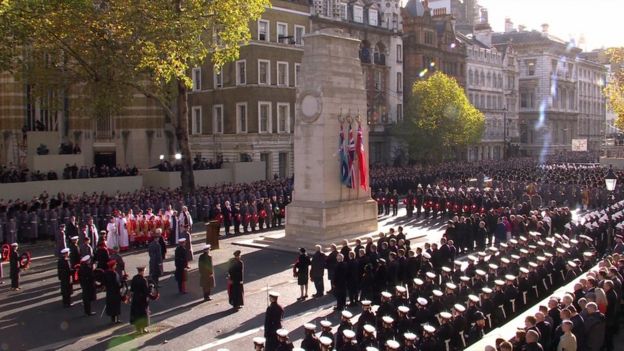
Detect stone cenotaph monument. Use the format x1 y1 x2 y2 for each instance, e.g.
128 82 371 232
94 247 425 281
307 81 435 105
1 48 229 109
281 29 378 250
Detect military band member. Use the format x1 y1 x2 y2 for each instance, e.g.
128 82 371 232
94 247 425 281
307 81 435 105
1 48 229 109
79 255 96 316
57 248 73 307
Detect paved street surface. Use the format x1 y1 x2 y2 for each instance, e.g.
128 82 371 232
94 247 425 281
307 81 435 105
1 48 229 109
0 209 447 351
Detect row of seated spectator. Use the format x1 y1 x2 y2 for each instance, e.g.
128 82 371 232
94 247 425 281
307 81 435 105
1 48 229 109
0 164 138 183
157 154 224 172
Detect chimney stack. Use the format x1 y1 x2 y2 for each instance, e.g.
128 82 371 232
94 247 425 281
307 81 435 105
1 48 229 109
504 17 513 32
541 23 549 34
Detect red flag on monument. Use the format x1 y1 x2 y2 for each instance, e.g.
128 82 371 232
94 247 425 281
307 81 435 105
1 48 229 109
356 123 367 190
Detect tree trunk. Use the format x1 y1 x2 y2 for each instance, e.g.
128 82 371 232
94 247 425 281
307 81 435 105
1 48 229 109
175 79 195 194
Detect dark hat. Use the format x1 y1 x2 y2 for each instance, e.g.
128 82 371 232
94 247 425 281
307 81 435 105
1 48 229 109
233 250 241 257
473 311 486 320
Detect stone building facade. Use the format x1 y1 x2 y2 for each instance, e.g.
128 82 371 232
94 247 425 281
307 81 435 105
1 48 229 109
493 28 607 156
460 23 520 161
187 0 311 179
0 68 167 169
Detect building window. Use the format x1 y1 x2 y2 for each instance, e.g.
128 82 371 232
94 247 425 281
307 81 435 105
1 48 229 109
277 103 290 133
277 61 289 86
258 102 271 133
295 63 301 87
354 5 363 23
236 60 246 85
397 72 402 93
258 20 269 42
526 59 536 76
397 103 403 121
396 44 402 62
213 105 224 134
368 9 378 26
236 102 247 133
339 3 348 20
277 22 288 43
214 69 222 89
294 25 305 46
191 106 202 135
258 59 270 85
424 31 434 45
375 70 382 91
192 67 201 91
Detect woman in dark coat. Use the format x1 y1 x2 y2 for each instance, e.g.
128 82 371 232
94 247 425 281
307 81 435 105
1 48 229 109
293 248 310 300
129 267 156 334
104 260 123 324
227 250 244 309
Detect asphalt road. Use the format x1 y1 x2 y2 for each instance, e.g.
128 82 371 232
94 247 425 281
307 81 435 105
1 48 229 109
0 210 447 351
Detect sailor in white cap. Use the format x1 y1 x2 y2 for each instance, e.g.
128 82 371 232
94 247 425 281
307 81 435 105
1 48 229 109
252 336 266 351
78 254 97 316
357 300 376 335
58 247 74 307
420 324 437 349
378 316 396 348
359 323 377 348
264 291 284 351
336 311 354 350
275 329 293 349
385 339 400 350
340 329 357 349
174 237 190 294
301 323 320 351
319 320 334 348
319 336 333 351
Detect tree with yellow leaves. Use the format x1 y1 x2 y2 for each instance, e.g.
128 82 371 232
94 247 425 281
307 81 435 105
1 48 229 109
0 0 269 193
394 71 485 162
605 48 624 130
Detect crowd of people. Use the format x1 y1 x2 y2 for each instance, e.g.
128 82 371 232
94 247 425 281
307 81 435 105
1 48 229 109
257 201 623 351
0 178 293 246
61 164 139 180
157 154 224 172
0 164 139 183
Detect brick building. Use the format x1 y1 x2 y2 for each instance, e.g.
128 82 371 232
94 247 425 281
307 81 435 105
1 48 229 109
402 0 467 102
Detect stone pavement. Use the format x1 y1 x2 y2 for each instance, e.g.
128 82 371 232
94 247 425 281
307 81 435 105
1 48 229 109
0 208 446 351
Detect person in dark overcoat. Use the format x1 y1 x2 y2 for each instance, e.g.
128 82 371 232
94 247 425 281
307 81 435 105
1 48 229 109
9 243 21 290
332 253 348 311
104 259 123 324
79 255 96 316
130 266 156 334
310 245 326 297
227 250 244 309
293 248 310 300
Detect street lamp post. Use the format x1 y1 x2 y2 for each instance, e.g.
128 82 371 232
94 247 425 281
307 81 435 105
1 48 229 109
605 165 617 191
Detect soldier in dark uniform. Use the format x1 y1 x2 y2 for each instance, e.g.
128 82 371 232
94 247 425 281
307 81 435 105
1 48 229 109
377 316 396 348
383 188 391 216
466 312 487 346
391 189 399 216
504 274 519 318
264 291 283 351
174 238 189 294
78 255 96 316
9 243 21 290
335 310 354 351
319 320 334 349
405 189 415 218
301 323 320 351
57 248 74 307
418 325 438 350
232 202 241 235
274 329 294 351
437 312 454 351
